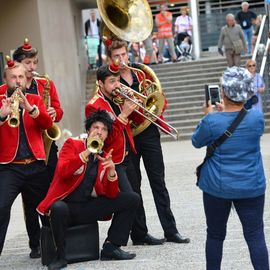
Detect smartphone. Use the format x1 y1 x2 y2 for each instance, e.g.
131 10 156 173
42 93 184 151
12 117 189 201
205 84 221 106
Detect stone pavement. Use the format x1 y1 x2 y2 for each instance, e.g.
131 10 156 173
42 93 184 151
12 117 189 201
0 134 270 270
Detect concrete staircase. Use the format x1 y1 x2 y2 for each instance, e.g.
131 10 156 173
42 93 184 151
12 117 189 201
85 56 270 142
151 56 270 142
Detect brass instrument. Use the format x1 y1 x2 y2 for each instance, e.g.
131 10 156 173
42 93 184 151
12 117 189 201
7 88 21 128
87 136 104 154
112 87 179 140
32 71 61 163
97 0 153 42
97 0 179 139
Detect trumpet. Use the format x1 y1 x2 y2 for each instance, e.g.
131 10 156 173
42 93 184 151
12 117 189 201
112 86 179 140
87 136 104 154
8 88 21 128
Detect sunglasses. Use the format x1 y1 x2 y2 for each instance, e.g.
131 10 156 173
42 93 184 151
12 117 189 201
248 64 256 67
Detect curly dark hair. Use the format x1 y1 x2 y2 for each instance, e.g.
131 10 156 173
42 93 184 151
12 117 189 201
85 109 113 133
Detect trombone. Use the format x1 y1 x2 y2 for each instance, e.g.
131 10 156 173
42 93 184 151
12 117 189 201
112 86 179 140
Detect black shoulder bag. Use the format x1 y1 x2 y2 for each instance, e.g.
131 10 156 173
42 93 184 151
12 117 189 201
196 108 247 186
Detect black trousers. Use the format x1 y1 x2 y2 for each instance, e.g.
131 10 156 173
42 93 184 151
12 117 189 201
49 192 140 259
0 161 50 254
115 158 133 193
126 124 178 241
22 142 58 249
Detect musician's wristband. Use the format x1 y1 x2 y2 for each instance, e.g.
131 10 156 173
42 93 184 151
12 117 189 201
28 105 39 118
29 106 36 115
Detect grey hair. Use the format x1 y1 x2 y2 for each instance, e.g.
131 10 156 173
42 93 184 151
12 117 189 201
241 2 249 8
226 13 235 20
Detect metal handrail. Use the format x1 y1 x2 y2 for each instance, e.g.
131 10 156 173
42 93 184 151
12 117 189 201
259 37 270 76
252 14 267 61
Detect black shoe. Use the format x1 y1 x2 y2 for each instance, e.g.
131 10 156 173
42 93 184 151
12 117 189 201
29 246 41 259
132 233 165 246
165 233 190 244
101 243 136 261
47 258 67 270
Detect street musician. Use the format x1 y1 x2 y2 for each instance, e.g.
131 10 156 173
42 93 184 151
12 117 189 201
106 39 190 245
12 38 63 259
85 63 144 193
37 110 140 270
0 59 52 256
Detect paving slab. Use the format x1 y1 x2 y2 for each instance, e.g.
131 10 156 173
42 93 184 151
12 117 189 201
1 134 270 270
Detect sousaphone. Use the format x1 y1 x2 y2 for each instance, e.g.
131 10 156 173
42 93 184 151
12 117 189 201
97 0 179 139
97 0 153 42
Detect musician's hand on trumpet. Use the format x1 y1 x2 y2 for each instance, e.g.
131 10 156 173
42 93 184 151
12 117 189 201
15 89 35 113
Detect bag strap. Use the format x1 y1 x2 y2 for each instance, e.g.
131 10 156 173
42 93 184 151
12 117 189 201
205 107 247 158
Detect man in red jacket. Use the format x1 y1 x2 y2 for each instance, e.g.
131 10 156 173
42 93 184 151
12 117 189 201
9 38 63 258
85 64 143 192
37 110 139 270
106 39 190 245
0 59 53 256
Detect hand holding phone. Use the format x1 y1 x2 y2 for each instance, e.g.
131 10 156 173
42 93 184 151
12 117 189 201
205 85 221 107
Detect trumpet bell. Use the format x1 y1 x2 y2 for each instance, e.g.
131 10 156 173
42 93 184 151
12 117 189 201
97 0 153 42
87 137 104 154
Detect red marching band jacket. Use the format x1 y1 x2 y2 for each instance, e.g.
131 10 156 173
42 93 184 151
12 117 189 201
37 137 119 216
35 77 63 122
0 92 53 163
0 77 63 122
85 89 144 164
132 67 172 134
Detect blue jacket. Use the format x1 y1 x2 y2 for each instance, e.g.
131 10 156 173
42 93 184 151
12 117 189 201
192 110 265 199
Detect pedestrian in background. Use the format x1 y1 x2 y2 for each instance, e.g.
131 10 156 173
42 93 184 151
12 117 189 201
155 4 177 63
236 1 257 55
85 9 102 68
174 6 193 47
245 59 265 112
218 14 246 67
192 66 269 270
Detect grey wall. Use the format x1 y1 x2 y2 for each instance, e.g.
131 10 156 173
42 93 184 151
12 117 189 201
0 0 44 71
37 0 87 137
0 0 89 139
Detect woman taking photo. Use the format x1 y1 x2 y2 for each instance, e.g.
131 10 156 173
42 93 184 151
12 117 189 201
192 67 269 270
